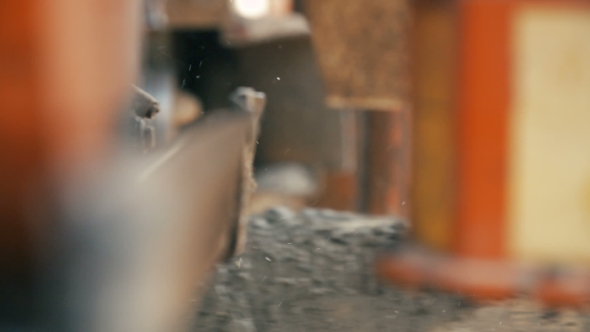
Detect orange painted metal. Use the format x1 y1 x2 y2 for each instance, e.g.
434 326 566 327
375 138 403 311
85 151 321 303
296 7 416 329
454 0 511 259
377 246 590 307
376 246 521 302
454 0 590 259
534 270 590 308
454 0 590 260
379 0 590 307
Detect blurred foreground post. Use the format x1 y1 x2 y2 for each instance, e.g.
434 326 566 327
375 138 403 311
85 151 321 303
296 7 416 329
0 0 141 325
0 1 266 330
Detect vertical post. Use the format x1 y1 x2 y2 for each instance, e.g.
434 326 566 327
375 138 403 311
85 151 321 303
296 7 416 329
455 0 511 259
0 0 141 297
0 0 44 279
366 109 411 218
411 0 457 252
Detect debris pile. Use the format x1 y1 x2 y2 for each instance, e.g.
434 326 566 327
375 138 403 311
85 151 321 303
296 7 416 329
191 207 590 331
191 208 459 332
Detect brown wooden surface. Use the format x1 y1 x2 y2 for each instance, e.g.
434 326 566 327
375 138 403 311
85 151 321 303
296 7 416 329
314 171 359 211
167 0 228 29
365 110 411 218
302 0 411 111
411 0 457 252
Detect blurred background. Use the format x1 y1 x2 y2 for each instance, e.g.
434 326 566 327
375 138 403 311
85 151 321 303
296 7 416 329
3 0 590 330
157 0 412 217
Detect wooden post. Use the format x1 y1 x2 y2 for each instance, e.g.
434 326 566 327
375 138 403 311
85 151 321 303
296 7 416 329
365 109 411 219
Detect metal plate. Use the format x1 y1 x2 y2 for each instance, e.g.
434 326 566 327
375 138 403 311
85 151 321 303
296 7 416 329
55 111 250 331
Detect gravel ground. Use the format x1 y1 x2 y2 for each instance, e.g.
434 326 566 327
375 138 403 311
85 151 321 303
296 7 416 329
191 208 590 332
